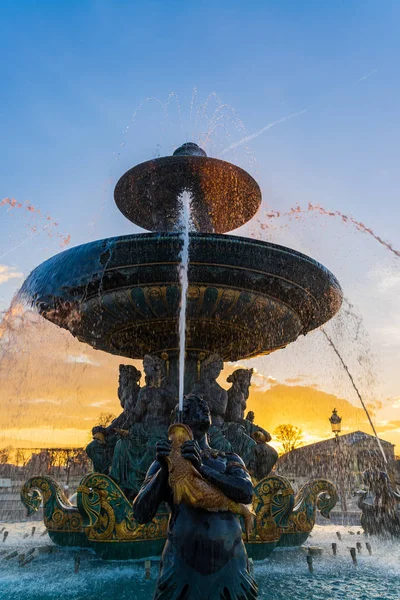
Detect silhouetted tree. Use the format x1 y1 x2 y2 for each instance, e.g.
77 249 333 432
0 447 11 464
274 424 303 454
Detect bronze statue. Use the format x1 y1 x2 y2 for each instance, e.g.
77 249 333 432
132 354 176 427
225 368 253 422
167 421 254 540
133 394 258 599
357 468 400 536
224 368 278 479
86 364 141 474
117 364 142 420
110 354 176 498
192 353 231 451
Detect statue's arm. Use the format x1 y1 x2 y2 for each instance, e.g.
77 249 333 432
132 460 169 524
220 389 228 414
244 420 271 442
104 411 126 433
132 389 147 422
199 454 253 505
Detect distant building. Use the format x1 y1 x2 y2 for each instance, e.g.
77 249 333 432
276 431 396 509
277 431 394 477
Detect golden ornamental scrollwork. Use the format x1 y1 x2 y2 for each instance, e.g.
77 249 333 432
77 473 169 543
283 479 338 534
246 475 295 543
20 476 84 533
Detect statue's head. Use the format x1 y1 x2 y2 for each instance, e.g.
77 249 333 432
227 368 253 394
175 394 211 440
201 353 223 380
118 364 141 404
143 354 167 387
246 410 255 423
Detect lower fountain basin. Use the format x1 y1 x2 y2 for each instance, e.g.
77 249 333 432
19 232 342 361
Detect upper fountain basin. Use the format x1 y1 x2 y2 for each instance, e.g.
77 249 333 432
19 233 342 361
114 150 262 233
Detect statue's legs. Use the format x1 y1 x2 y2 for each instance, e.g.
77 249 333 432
86 439 115 474
249 444 279 480
222 422 256 465
208 425 233 453
154 539 257 600
110 424 169 499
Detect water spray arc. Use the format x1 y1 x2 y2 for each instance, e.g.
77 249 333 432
321 328 387 464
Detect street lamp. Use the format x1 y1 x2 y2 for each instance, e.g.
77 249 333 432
329 408 342 441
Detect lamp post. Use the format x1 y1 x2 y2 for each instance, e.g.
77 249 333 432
329 408 347 512
329 408 342 441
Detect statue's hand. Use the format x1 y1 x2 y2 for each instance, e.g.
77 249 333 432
92 426 107 436
114 428 129 438
257 427 271 442
181 440 202 471
156 439 172 465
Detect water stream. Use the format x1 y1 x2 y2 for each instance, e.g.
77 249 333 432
177 191 192 412
321 328 388 465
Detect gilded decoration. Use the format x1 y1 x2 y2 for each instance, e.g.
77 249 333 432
281 479 338 535
76 473 169 543
166 423 254 540
20 476 83 533
247 476 295 543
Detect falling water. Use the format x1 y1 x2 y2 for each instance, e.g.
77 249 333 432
178 191 191 412
257 202 400 259
321 328 388 464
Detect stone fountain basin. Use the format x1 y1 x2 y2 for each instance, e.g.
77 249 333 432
19 233 342 361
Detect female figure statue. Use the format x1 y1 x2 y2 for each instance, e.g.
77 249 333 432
192 353 231 451
223 368 257 465
110 355 175 498
133 395 258 600
86 364 141 474
224 368 278 478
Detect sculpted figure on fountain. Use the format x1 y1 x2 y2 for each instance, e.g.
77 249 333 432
224 369 278 480
133 395 258 600
86 364 141 474
110 354 176 498
357 467 400 536
191 359 278 479
192 353 231 451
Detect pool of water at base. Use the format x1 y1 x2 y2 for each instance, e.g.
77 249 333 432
1 524 399 600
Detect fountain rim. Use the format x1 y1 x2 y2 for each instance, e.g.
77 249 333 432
19 231 343 361
23 230 343 284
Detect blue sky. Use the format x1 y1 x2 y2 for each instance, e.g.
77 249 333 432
1 1 400 442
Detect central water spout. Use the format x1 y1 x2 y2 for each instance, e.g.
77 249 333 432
178 190 192 413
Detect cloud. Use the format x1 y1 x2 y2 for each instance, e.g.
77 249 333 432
0 264 23 285
285 376 305 384
66 354 100 366
355 69 378 84
249 370 278 391
376 421 400 433
376 271 400 293
27 398 61 405
221 109 308 153
89 400 113 408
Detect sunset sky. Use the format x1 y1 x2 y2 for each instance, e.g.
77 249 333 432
1 2 400 455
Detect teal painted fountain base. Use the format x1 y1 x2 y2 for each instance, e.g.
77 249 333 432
20 473 338 561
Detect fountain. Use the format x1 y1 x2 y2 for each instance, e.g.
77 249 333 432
19 142 342 563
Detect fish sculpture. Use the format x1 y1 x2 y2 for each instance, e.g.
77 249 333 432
166 422 254 540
